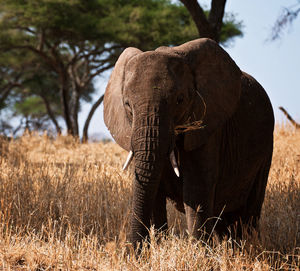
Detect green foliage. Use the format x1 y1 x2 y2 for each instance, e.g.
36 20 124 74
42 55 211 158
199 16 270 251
14 95 46 118
103 0 199 49
13 95 55 133
21 70 62 115
0 50 63 118
0 0 198 50
220 13 243 46
0 0 243 136
0 0 200 136
199 8 243 46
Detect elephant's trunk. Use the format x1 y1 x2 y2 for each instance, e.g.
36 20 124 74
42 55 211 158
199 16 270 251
130 110 170 245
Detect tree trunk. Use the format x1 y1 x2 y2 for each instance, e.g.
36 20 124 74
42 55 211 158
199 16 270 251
208 0 227 43
70 88 80 137
40 95 61 134
59 71 73 135
180 0 213 38
180 0 227 43
82 94 104 143
13 118 24 136
25 117 30 133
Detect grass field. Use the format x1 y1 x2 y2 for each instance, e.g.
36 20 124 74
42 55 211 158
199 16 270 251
0 126 299 270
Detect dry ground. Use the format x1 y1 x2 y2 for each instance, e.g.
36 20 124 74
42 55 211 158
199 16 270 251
0 126 299 270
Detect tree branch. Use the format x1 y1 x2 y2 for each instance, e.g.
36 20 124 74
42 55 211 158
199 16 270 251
13 118 25 136
209 0 227 42
0 82 22 107
270 4 300 41
82 94 104 143
180 0 228 42
0 86 13 106
77 45 123 63
40 95 62 134
279 106 300 129
85 63 114 87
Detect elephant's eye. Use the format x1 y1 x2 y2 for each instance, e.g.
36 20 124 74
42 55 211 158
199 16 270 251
177 93 184 105
124 101 133 118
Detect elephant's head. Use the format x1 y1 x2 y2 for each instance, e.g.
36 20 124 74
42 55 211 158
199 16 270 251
103 38 242 245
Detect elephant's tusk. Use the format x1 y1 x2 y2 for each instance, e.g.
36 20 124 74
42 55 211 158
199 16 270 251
170 150 180 177
122 150 133 171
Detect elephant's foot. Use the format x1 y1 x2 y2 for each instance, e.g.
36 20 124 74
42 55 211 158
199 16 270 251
184 204 214 239
214 211 260 241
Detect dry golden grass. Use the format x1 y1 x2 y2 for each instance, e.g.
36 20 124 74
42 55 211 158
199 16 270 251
0 127 299 270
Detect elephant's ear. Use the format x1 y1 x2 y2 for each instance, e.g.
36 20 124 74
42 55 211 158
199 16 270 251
173 38 242 151
104 47 142 151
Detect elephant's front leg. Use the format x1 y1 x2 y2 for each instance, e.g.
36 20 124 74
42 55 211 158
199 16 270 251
181 141 218 239
183 184 216 239
151 185 168 232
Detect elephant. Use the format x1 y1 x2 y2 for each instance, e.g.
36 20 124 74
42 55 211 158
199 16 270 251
103 38 274 247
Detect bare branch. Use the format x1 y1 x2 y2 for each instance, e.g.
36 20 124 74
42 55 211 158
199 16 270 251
0 74 23 106
40 95 61 134
12 26 36 35
209 0 227 42
67 46 85 68
270 3 300 41
0 85 14 106
73 44 122 64
82 94 104 143
279 106 300 129
85 63 114 87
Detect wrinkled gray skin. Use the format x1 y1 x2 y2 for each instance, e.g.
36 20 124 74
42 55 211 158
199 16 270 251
104 38 274 247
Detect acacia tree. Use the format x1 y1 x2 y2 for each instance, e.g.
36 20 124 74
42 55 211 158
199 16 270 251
0 0 243 141
16 69 63 134
0 0 200 138
0 0 116 136
0 49 64 134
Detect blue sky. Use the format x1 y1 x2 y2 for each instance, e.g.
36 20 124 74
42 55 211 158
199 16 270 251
79 0 300 139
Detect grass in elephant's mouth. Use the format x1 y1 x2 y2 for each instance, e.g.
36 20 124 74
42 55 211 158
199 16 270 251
175 120 204 135
0 126 299 270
